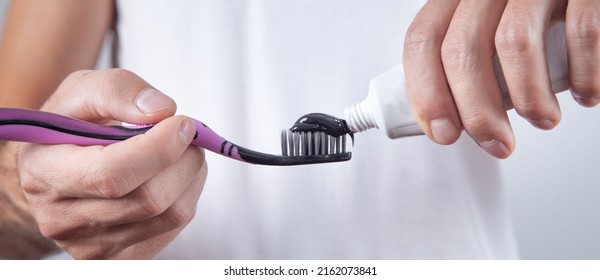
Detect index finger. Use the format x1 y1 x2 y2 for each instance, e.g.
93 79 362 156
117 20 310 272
403 0 462 145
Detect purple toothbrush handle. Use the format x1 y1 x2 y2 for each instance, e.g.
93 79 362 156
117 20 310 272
0 108 243 162
189 119 242 161
0 124 123 146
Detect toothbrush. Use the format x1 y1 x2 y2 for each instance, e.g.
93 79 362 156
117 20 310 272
0 107 351 166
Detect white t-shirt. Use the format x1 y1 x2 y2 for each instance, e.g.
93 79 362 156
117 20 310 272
114 0 518 259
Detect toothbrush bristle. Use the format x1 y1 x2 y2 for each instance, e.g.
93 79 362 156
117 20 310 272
281 129 347 156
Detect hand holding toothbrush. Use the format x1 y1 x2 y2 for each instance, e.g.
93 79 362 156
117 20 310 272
17 69 207 259
403 0 599 159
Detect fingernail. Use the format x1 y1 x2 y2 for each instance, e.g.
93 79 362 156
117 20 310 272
179 118 196 143
528 119 556 130
574 96 599 108
430 118 458 144
135 88 173 114
480 140 509 159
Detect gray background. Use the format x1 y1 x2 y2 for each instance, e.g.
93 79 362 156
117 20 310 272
1 1 598 259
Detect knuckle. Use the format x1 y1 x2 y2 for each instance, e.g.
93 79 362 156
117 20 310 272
18 171 44 196
404 19 444 55
103 68 136 83
137 187 166 217
567 16 600 46
495 23 533 55
461 114 498 141
514 103 554 121
88 168 131 199
37 219 77 241
165 205 196 228
63 70 95 86
48 70 95 105
67 245 110 260
510 92 560 121
18 164 61 200
37 220 60 239
513 102 541 119
461 114 487 133
440 35 475 69
98 68 140 98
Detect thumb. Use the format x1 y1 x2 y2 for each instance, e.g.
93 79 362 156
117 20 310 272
42 69 176 124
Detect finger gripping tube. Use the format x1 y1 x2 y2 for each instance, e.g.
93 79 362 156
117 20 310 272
344 22 569 139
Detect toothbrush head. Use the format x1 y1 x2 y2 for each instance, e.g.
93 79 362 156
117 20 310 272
236 142 351 166
277 113 353 164
189 117 350 166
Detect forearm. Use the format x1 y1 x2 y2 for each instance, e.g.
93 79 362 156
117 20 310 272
0 141 57 259
0 0 114 109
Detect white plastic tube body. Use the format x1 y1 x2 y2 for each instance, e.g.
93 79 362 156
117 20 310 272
344 22 570 139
